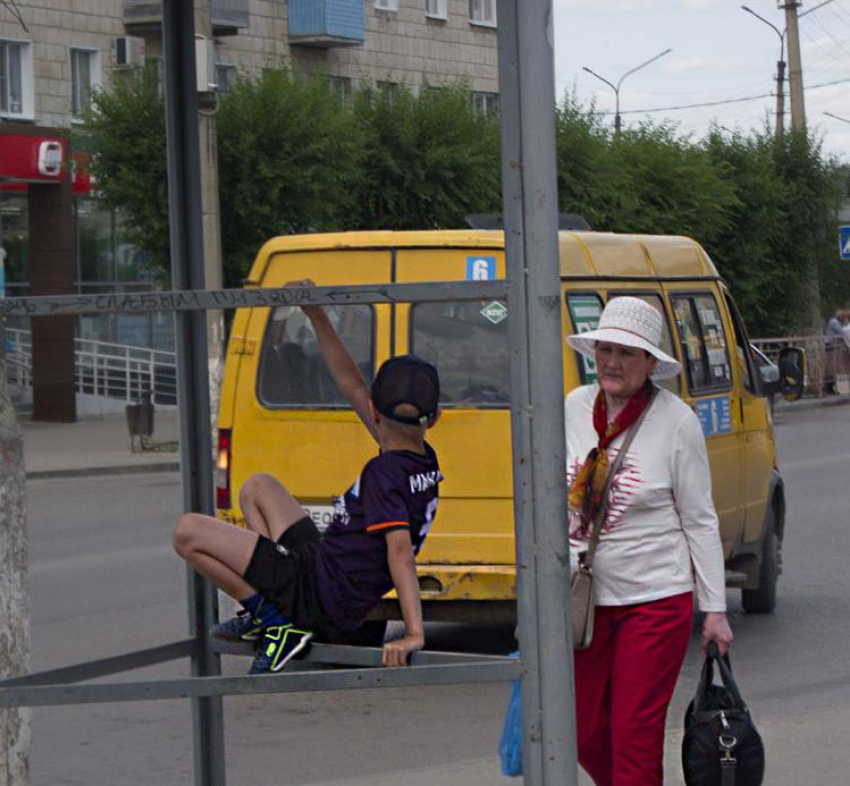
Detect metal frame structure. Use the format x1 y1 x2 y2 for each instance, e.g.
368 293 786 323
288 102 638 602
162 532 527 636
0 1 578 784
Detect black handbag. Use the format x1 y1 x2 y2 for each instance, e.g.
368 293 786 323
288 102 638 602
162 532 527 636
682 642 765 786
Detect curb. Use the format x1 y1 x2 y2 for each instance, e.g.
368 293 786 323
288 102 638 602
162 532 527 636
26 462 181 480
774 395 850 414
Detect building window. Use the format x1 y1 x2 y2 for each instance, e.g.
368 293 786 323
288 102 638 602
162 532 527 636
215 63 237 93
71 48 101 118
0 40 32 118
469 0 497 27
472 90 499 116
326 75 352 107
377 80 399 106
374 0 399 11
426 0 448 19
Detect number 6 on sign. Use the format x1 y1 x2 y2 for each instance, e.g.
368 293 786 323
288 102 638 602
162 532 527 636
466 256 496 280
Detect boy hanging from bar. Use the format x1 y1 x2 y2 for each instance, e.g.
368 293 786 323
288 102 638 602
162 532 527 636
173 284 443 673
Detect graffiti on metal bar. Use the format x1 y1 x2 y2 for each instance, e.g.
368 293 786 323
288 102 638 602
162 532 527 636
0 281 508 318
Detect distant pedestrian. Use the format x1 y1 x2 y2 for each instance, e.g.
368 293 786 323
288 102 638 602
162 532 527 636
824 309 849 395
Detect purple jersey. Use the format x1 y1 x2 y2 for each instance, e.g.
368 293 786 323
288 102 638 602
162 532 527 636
313 442 442 631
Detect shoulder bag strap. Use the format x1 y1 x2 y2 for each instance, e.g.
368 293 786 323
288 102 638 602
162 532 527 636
584 387 658 568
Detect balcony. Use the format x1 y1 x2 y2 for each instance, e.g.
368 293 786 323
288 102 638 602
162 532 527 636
288 0 364 48
123 0 249 36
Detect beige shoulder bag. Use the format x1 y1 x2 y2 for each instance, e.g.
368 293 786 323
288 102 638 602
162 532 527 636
570 388 657 649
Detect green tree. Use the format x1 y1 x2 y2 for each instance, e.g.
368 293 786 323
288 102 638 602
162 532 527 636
80 65 169 278
351 83 501 229
217 68 363 286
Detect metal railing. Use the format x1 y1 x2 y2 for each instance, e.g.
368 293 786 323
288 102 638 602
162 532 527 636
752 334 850 396
5 328 178 405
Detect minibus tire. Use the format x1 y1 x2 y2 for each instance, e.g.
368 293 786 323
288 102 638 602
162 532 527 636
741 514 778 614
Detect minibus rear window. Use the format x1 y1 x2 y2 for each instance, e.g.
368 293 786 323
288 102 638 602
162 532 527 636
410 301 510 408
257 305 374 408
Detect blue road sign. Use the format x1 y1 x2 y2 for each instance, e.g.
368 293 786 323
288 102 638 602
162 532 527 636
839 225 850 261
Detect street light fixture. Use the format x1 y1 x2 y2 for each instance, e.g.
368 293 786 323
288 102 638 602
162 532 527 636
741 5 786 136
582 48 672 135
824 111 850 125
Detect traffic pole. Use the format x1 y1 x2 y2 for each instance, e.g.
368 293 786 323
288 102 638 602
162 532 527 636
497 1 578 784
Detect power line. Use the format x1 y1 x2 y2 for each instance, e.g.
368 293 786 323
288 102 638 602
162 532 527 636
599 77 850 115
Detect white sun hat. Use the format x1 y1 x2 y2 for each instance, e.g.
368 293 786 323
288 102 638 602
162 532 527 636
566 296 682 380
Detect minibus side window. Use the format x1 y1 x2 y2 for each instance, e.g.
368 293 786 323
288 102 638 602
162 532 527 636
410 300 509 407
566 293 604 384
257 305 374 408
607 292 681 396
723 293 760 395
671 294 732 393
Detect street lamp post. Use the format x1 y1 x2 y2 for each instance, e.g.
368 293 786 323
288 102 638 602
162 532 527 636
741 5 786 136
582 48 672 135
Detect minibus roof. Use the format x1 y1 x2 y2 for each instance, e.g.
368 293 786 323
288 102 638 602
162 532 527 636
247 230 720 284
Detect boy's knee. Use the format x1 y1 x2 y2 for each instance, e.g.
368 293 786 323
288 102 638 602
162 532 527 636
173 513 202 556
239 472 279 509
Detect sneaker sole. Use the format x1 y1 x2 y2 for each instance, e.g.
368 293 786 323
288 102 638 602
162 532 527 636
269 632 314 673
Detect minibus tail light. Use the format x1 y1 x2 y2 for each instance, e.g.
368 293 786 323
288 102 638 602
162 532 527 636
216 429 232 510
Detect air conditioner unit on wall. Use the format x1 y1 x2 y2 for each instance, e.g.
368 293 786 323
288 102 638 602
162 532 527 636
115 36 145 68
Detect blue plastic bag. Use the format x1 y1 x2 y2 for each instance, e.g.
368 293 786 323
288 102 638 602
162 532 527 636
499 653 523 777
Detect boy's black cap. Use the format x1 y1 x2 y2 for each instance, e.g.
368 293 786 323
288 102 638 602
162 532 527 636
371 355 440 426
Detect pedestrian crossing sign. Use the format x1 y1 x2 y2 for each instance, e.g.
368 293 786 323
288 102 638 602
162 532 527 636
840 225 850 261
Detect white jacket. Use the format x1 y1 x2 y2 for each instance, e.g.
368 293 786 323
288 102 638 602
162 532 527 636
565 384 727 612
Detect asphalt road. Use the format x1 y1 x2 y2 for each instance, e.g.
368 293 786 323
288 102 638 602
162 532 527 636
21 402 850 785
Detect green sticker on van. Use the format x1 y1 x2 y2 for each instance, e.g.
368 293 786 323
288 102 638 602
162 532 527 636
481 301 508 324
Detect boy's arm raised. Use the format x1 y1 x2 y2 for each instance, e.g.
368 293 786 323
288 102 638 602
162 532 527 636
290 280 379 443
382 529 425 667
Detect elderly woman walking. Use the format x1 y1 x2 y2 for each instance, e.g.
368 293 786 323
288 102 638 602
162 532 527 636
565 296 733 786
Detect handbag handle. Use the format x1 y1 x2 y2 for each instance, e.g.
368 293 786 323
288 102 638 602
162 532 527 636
693 641 746 713
584 387 658 568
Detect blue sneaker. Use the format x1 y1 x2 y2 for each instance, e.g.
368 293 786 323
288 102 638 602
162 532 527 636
210 611 265 643
250 625 314 673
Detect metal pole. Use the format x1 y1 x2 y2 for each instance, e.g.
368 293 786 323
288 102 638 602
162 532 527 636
161 2 226 785
775 59 786 136
497 2 577 784
783 1 805 130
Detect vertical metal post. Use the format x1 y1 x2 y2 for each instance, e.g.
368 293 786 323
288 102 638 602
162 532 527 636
161 1 226 785
497 2 578 785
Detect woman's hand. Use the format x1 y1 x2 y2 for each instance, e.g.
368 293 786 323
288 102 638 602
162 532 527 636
701 611 733 656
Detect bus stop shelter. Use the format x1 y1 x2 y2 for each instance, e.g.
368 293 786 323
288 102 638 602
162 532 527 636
0 1 578 783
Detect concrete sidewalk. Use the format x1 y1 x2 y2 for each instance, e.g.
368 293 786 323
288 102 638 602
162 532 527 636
16 391 850 479
21 406 181 479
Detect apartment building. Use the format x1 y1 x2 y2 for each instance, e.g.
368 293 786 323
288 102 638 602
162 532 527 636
0 1 499 420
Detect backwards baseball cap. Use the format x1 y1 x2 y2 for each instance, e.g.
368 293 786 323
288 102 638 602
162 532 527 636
371 355 440 426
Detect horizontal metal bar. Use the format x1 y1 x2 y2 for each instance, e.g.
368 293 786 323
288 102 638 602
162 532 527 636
0 640 196 688
0 659 523 709
0 281 509 318
213 640 514 668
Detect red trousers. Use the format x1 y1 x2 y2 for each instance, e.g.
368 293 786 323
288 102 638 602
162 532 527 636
574 592 693 786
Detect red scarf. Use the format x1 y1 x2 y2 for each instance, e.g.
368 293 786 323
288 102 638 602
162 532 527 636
568 380 654 527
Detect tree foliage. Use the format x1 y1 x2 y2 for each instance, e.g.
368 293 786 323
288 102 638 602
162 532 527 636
80 65 169 276
216 69 364 286
81 71 846 336
350 82 501 229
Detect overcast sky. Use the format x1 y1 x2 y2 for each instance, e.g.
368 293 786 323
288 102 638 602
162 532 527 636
552 0 850 160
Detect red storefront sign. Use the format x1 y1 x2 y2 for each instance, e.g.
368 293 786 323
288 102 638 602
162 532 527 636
0 134 93 194
0 134 69 182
